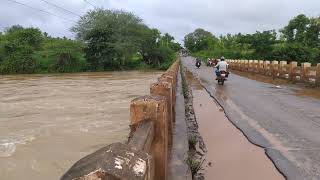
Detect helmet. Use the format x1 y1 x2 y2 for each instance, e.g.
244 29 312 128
221 56 225 61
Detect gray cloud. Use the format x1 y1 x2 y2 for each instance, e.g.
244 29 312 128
1 0 319 43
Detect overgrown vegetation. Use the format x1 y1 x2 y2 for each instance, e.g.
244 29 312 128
188 135 197 150
186 156 204 177
180 61 189 98
184 14 320 65
180 64 206 179
0 9 181 74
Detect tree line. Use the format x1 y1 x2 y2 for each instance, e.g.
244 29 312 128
0 9 181 74
184 14 320 65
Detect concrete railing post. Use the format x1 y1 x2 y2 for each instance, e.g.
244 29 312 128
301 62 312 82
271 61 279 77
258 60 264 74
248 60 253 72
316 63 320 86
289 61 298 81
242 60 246 71
159 74 176 107
130 95 168 180
264 61 270 75
279 61 287 78
236 60 240 70
253 60 258 72
316 63 320 87
244 60 249 71
150 81 173 148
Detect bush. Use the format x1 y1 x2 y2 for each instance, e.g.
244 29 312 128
34 39 88 73
1 47 36 74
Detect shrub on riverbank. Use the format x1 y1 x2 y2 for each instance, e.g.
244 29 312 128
0 26 88 74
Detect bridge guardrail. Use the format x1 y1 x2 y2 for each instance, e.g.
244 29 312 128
227 59 320 86
61 59 180 180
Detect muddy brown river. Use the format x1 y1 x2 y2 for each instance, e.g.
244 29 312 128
0 71 161 180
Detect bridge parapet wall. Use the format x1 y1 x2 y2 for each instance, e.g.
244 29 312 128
60 59 181 180
227 59 320 86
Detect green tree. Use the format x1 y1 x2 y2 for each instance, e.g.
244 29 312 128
304 17 320 48
72 9 144 70
72 8 177 70
281 14 310 43
184 28 215 52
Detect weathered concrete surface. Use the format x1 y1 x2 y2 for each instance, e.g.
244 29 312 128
130 95 168 180
60 143 152 180
150 81 173 148
168 68 192 180
182 56 320 180
128 121 154 153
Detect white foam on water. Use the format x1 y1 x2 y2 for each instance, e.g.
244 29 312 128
0 142 16 157
0 134 36 157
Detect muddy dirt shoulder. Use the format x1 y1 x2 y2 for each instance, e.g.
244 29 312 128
180 63 206 180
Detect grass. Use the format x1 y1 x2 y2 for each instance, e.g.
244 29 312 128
188 135 197 150
186 156 204 177
180 62 189 98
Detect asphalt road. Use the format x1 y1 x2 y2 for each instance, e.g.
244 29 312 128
182 56 320 180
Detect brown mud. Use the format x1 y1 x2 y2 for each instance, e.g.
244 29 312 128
294 88 320 99
180 67 206 179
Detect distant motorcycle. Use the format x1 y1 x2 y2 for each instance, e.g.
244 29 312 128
195 61 201 68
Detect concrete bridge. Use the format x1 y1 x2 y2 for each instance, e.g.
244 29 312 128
183 57 320 179
60 56 320 180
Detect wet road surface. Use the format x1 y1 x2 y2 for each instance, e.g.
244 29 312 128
189 74 284 180
182 56 320 180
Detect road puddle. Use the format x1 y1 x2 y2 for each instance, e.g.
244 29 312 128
294 88 320 100
185 70 203 90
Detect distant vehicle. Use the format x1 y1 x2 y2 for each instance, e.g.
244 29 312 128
180 49 189 57
195 59 201 68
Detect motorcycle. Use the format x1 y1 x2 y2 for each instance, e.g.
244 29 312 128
216 71 228 85
195 61 201 68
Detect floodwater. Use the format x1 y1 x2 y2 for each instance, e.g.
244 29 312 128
0 71 161 180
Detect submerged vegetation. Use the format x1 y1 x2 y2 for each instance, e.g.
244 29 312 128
0 9 181 74
185 14 320 65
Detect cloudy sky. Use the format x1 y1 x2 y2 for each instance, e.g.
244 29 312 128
0 0 319 43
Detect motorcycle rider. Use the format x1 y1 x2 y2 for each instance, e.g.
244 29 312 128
215 56 229 79
195 58 202 68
